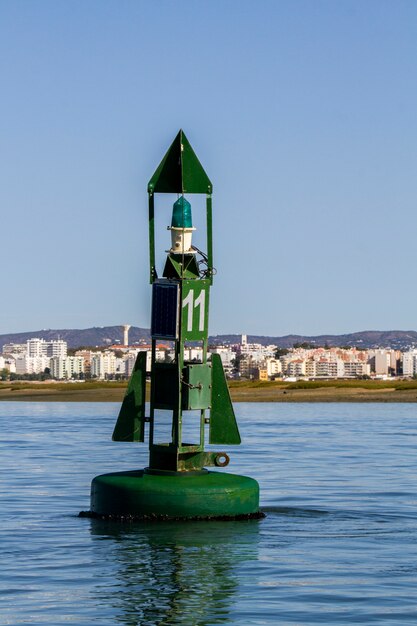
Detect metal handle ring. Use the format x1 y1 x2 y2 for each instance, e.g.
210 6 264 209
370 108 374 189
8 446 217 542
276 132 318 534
214 453 230 467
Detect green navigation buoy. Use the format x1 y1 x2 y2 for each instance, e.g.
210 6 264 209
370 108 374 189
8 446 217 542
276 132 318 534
86 130 262 520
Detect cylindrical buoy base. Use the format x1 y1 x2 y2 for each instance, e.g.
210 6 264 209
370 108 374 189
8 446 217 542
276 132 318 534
89 469 261 520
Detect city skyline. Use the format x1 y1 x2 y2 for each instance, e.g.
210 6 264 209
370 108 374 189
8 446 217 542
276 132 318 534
3 335 417 381
1 1 417 336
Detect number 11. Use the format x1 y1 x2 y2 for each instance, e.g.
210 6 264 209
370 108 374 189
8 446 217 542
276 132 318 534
183 289 205 332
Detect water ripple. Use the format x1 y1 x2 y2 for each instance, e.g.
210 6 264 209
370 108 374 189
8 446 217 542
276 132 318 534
2 402 417 624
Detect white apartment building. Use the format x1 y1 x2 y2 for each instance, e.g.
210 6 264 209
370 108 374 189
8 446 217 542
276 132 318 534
402 350 417 376
210 347 235 375
2 343 26 356
240 345 276 361
342 361 370 377
265 357 282 378
115 357 125 376
280 354 294 373
305 359 316 378
184 347 204 362
27 338 67 359
91 352 117 379
367 349 401 376
155 348 176 363
315 359 344 378
239 355 258 378
15 355 50 375
50 356 84 380
284 356 369 379
125 350 152 377
368 349 390 375
0 356 16 373
287 359 306 377
74 350 94 373
125 353 137 377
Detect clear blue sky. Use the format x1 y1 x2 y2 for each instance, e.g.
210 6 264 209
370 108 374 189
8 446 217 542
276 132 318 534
1 0 416 336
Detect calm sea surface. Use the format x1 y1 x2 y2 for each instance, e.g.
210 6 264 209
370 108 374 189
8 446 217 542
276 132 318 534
2 402 417 625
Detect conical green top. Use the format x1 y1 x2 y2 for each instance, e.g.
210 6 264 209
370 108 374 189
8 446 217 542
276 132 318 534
148 130 212 194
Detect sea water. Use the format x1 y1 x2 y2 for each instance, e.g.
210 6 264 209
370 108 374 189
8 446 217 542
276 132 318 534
1 402 417 625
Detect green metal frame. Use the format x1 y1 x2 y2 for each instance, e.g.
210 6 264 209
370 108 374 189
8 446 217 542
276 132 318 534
113 130 240 472
148 130 213 285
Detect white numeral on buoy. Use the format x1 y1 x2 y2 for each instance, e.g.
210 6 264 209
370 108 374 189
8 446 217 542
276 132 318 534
182 289 205 332
194 290 205 331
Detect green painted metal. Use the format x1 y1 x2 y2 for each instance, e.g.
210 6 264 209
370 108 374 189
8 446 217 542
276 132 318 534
180 279 210 341
143 134 240 471
206 195 214 285
148 193 156 283
112 351 147 442
162 254 200 279
148 130 212 194
89 131 260 520
182 363 211 410
91 470 259 518
209 354 241 445
149 445 230 472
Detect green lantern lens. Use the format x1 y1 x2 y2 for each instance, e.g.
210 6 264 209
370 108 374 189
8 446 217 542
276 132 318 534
171 197 192 228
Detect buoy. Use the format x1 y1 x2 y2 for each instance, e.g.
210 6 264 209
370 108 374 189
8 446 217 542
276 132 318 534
85 130 262 520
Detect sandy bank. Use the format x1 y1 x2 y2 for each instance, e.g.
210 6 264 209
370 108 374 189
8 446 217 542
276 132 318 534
1 382 417 402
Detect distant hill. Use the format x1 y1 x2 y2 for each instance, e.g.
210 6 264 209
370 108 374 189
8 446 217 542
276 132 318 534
209 330 417 350
0 326 151 350
1 327 417 351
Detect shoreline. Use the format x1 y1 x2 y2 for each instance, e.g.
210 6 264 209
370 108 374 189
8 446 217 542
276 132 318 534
1 381 417 402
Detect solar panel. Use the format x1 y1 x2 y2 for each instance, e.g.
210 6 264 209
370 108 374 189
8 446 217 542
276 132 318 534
151 281 179 340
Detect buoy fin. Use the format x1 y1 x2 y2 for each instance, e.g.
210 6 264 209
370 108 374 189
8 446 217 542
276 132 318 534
209 354 241 445
112 352 146 442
